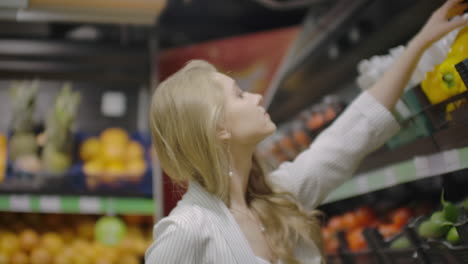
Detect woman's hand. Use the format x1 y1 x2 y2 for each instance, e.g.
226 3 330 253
369 0 467 110
414 0 468 48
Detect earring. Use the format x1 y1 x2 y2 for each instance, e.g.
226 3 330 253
227 144 233 178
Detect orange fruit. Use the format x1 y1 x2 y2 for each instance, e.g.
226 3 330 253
83 159 104 177
79 138 101 161
100 128 129 146
325 237 339 254
342 212 359 230
0 233 20 255
346 228 367 252
54 253 73 264
0 251 9 264
72 254 92 264
41 232 64 256
116 254 139 264
327 216 344 232
321 227 334 242
354 206 376 227
126 159 146 180
94 257 114 264
390 207 413 228
104 160 126 181
133 237 147 256
76 221 95 241
100 142 127 163
58 227 75 243
10 251 28 264
126 141 144 160
30 248 51 264
378 223 400 239
19 229 39 252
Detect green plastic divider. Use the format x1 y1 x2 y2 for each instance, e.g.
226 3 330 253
61 196 80 213
0 194 155 215
322 146 468 205
0 196 9 211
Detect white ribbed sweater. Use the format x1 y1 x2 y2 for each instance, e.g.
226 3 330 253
145 91 400 264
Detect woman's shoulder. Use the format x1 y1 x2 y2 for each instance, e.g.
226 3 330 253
145 204 214 262
154 203 213 234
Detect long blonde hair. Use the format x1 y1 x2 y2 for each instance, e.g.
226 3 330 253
150 60 324 263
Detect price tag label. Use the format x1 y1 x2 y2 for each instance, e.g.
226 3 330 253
443 150 461 172
10 195 30 212
356 176 368 193
384 168 397 186
79 197 100 213
414 156 429 178
39 196 61 213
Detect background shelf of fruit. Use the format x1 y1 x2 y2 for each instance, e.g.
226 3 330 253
0 212 153 264
319 166 468 263
322 193 468 263
259 26 468 168
0 81 153 196
259 95 345 167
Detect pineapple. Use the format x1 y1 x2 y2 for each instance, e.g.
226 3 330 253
9 80 39 161
42 82 81 174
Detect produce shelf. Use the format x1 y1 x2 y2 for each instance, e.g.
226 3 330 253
322 146 468 205
0 194 155 215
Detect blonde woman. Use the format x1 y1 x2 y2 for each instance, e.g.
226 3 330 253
146 1 467 263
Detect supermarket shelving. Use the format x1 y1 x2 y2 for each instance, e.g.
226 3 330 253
0 194 155 215
322 145 468 204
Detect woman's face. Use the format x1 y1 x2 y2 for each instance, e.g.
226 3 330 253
214 72 276 145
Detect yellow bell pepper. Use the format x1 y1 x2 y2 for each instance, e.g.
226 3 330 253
438 57 466 96
422 65 450 104
422 26 467 105
422 58 466 105
447 26 468 59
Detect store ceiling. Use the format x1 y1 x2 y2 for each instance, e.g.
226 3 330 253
0 0 315 48
0 0 325 84
157 0 313 49
0 0 166 25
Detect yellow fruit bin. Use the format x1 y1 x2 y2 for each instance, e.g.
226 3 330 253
74 128 153 196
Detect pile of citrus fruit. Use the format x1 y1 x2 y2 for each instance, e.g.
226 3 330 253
80 128 147 186
0 212 153 264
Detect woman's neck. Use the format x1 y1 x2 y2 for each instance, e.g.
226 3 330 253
229 143 255 209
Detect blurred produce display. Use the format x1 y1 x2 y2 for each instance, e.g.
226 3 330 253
0 80 152 196
8 80 40 173
323 188 468 264
42 83 81 175
0 212 153 264
80 128 149 190
6 81 81 177
322 204 431 254
259 95 345 166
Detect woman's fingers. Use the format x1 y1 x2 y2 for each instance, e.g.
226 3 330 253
442 0 465 13
447 3 468 19
447 13 468 29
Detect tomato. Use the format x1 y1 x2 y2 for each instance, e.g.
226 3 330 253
328 216 344 232
325 237 339 254
391 207 413 228
342 212 359 230
378 223 400 238
346 228 367 252
321 227 334 241
355 206 376 227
